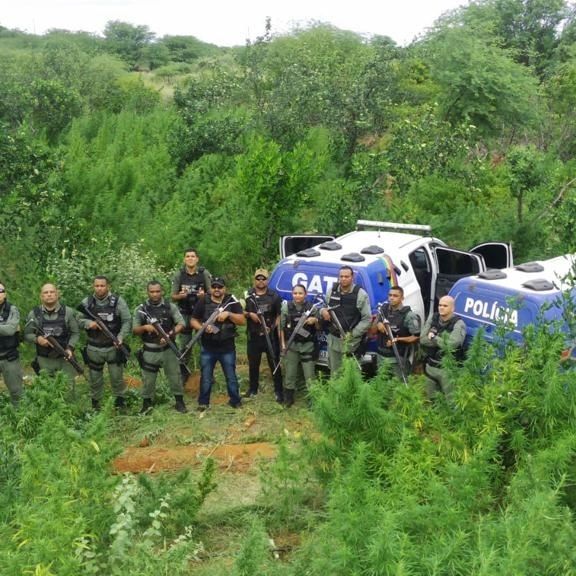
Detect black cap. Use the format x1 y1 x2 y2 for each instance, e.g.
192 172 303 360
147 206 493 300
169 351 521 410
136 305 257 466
211 277 226 288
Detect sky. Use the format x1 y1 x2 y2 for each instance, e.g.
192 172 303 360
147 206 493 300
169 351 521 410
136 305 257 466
1 0 468 47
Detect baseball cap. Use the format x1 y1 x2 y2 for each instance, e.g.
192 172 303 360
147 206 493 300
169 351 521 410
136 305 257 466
211 277 226 287
254 268 269 279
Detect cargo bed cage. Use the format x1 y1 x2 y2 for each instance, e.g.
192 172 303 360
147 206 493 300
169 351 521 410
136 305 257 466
356 220 432 234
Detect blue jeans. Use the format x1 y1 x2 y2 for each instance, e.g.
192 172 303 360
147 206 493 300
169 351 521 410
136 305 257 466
199 347 241 406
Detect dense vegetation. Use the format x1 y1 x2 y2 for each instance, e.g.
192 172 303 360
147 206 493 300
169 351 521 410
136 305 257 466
3 0 576 572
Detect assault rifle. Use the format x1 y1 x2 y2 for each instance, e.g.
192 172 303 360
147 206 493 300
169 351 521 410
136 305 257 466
273 296 323 375
138 308 191 375
178 296 239 362
32 322 84 375
77 302 131 362
247 294 277 368
377 302 408 386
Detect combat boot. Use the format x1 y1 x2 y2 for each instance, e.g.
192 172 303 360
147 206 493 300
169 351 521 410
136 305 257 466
284 388 295 408
174 395 188 413
114 396 127 414
91 399 101 412
140 398 153 415
274 382 284 404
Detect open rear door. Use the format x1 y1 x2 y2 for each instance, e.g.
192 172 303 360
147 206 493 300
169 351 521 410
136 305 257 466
279 235 334 259
470 242 513 269
434 246 484 300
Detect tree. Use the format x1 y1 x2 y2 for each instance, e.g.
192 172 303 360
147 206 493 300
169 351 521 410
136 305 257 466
103 21 155 70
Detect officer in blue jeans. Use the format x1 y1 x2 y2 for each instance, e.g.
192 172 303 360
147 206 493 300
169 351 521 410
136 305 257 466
190 277 245 411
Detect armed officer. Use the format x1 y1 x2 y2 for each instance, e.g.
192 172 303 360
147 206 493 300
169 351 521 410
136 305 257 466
280 284 320 407
375 285 420 379
244 268 283 402
78 276 132 411
0 282 24 405
171 248 212 379
134 281 187 414
320 266 372 375
191 277 245 411
24 283 80 387
420 295 466 401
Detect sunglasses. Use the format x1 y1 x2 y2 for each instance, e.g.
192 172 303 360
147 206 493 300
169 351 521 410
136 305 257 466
0 289 5 293
211 284 224 289
255 276 267 281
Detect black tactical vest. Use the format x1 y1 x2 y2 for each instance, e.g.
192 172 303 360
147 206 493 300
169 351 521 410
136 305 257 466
139 302 174 345
0 302 19 354
424 313 464 365
285 301 315 343
177 267 207 314
86 295 121 347
202 295 237 344
247 288 278 335
34 306 69 358
328 284 361 335
378 304 412 357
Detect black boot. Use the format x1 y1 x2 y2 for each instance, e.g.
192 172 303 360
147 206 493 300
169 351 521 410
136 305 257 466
140 398 153 415
91 398 100 412
274 382 284 404
174 395 188 413
284 388 295 408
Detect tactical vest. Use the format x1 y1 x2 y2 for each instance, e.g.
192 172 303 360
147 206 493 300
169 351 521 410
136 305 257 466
424 313 464 366
378 304 412 357
327 284 361 336
0 302 20 355
34 306 69 358
285 301 315 343
86 295 121 347
139 302 174 345
247 288 278 335
177 267 207 314
202 295 237 344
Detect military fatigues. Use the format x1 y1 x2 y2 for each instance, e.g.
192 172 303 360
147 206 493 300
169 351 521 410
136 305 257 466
171 266 211 359
281 300 318 394
78 294 132 404
0 301 24 405
377 304 421 379
325 284 372 375
420 313 466 401
245 288 283 399
133 300 185 400
24 304 80 385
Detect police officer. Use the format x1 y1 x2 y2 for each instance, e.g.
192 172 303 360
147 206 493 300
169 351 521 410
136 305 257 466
171 248 212 377
376 285 420 379
280 284 319 407
245 268 283 402
320 266 372 375
78 276 132 411
0 282 24 405
133 281 187 414
191 277 245 411
24 283 80 386
420 295 466 401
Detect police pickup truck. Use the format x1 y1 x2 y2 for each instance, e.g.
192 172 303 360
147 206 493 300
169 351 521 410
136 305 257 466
268 220 513 371
449 254 576 349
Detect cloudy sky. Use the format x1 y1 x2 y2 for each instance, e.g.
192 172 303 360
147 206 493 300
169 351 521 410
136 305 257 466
2 0 467 46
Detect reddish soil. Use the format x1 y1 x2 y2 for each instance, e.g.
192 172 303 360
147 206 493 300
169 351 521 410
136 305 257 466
113 442 277 474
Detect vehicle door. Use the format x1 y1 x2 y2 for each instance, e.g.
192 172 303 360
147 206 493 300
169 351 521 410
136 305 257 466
470 242 513 269
279 235 335 259
433 246 484 301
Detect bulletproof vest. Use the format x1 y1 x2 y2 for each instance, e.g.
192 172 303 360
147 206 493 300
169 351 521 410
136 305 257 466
328 284 361 335
247 288 278 335
177 267 206 314
139 301 174 345
424 313 464 365
378 304 411 357
86 294 121 346
202 295 237 344
285 301 315 343
34 306 69 358
0 302 19 353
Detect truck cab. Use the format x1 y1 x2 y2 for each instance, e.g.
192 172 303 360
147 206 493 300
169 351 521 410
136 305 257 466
270 220 513 371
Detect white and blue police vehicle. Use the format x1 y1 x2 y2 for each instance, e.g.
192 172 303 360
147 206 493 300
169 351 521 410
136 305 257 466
449 254 576 350
269 220 513 371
